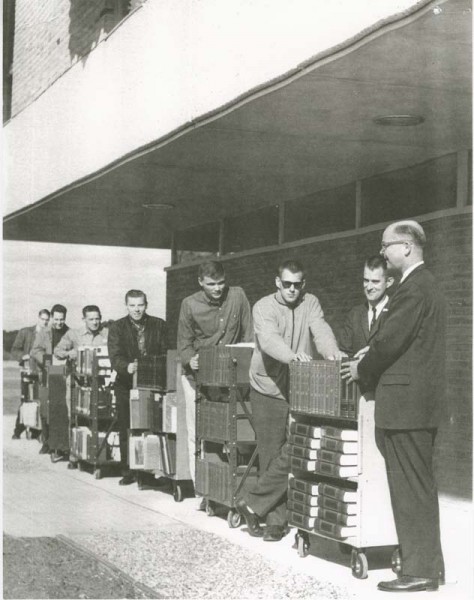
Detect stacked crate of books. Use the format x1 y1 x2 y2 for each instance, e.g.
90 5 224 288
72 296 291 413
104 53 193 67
129 350 190 501
70 346 120 478
288 359 398 579
195 344 258 527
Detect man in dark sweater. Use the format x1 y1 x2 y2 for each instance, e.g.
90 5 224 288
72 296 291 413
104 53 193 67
108 290 167 485
31 304 69 453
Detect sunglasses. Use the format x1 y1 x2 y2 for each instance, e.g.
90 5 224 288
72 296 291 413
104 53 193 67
281 280 304 290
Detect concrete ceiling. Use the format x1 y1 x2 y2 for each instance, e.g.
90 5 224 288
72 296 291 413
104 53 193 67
3 0 471 249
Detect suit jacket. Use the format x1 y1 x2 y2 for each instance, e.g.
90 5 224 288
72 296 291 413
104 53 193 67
30 325 70 367
108 315 167 389
358 266 446 430
11 326 37 363
337 302 386 356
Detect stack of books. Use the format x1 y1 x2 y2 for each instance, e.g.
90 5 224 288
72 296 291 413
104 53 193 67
315 481 358 539
287 476 320 529
288 421 321 472
314 426 358 479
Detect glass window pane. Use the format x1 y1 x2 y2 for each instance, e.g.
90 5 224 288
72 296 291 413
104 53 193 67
361 154 457 226
284 184 355 242
224 205 279 253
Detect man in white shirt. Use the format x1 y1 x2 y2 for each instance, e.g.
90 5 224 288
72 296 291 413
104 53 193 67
337 255 394 357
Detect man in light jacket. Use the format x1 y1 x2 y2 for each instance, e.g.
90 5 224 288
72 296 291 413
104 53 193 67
237 259 343 541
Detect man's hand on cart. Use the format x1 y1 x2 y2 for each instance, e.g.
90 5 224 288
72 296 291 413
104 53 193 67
127 360 138 374
327 350 348 361
341 358 360 383
190 354 199 371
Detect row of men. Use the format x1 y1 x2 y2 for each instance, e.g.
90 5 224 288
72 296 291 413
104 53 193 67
11 219 445 593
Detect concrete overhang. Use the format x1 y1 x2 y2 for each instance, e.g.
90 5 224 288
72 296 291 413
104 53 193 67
3 0 471 248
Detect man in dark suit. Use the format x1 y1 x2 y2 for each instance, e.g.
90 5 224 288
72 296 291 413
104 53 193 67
11 309 50 439
108 290 167 485
342 220 445 593
338 255 394 357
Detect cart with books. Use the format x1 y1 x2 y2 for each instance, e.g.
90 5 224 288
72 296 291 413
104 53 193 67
195 344 258 528
288 360 399 579
18 367 41 439
128 351 192 501
69 346 121 478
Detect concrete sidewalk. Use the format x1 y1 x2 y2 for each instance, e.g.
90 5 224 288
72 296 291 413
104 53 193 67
3 412 473 599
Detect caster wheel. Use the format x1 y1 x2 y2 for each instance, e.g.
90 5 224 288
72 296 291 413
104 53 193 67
351 549 368 579
173 484 184 502
78 461 84 471
391 547 402 574
227 509 242 528
94 468 102 480
67 462 78 470
206 501 216 517
26 430 32 440
297 533 310 558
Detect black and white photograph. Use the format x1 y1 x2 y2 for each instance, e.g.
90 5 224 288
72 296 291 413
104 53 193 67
2 0 472 598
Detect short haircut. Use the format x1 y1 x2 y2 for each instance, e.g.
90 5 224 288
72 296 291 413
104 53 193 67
277 259 305 278
393 220 426 248
38 309 50 318
82 305 101 318
125 289 147 305
198 261 225 280
365 255 388 272
51 304 67 317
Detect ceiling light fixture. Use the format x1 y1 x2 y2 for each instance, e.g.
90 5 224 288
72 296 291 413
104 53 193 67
373 114 425 127
142 203 176 210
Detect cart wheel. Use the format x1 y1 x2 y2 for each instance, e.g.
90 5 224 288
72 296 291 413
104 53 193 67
297 532 310 558
206 501 216 517
391 547 402 574
173 484 184 503
227 509 241 528
93 468 102 480
26 430 32 440
351 549 369 579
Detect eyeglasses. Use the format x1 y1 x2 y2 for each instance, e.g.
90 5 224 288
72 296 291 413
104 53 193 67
281 280 304 290
380 240 412 252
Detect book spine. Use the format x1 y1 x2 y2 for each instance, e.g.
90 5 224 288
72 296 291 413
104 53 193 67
321 437 358 454
289 477 319 496
317 449 358 466
321 426 358 441
317 508 357 526
290 422 321 439
288 489 319 506
319 495 358 514
318 483 358 503
315 519 356 539
290 456 316 472
288 500 319 517
287 510 316 530
289 444 318 460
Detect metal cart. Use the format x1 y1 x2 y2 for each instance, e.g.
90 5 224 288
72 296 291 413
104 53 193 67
69 346 120 478
288 360 399 579
130 351 192 502
18 368 41 439
195 345 258 528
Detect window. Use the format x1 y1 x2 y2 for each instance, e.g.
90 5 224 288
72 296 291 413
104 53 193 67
175 222 219 265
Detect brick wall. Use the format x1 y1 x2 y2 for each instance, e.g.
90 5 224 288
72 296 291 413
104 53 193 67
11 0 145 116
166 212 472 499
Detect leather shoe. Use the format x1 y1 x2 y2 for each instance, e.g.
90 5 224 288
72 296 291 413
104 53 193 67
235 498 263 537
39 444 50 454
377 576 439 592
12 434 21 440
263 525 285 542
119 474 136 486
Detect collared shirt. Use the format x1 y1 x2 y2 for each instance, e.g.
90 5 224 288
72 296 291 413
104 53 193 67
250 291 339 400
129 315 147 357
400 261 424 284
367 294 389 329
177 286 253 369
54 325 108 359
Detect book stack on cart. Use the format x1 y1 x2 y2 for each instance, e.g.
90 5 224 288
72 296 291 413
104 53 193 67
288 423 359 540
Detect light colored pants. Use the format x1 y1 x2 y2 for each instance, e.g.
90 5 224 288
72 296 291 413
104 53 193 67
181 374 197 484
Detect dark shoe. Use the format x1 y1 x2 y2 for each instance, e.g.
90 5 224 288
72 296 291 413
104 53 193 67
235 498 264 537
263 525 285 542
12 434 21 440
119 474 136 486
39 444 50 454
378 576 439 592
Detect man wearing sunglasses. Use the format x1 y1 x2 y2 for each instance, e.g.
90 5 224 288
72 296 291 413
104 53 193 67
342 220 445 593
237 259 343 542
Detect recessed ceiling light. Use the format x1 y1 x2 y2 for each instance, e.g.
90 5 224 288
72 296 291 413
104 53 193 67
142 203 175 209
373 115 425 126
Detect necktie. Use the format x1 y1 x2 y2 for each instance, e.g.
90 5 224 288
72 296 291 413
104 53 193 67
370 306 377 331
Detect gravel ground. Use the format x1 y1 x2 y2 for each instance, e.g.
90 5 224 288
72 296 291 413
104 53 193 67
73 528 349 599
3 451 50 473
3 535 154 599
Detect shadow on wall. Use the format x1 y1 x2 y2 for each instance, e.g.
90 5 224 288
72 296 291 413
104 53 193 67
68 0 138 64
